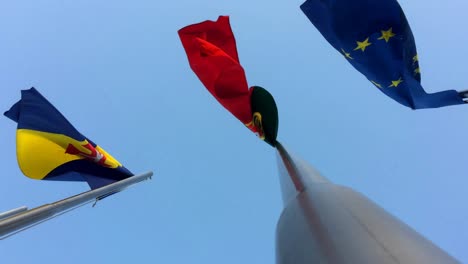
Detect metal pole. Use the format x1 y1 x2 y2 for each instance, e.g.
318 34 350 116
0 206 28 221
275 143 459 264
0 171 152 239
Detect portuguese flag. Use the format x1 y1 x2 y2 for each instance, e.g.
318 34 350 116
178 16 279 146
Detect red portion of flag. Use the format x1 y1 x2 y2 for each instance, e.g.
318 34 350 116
65 143 109 167
178 16 253 125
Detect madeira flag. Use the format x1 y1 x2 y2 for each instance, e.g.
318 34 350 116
4 88 133 189
178 16 279 146
301 0 466 109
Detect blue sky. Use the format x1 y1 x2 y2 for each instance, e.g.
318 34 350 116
0 0 467 263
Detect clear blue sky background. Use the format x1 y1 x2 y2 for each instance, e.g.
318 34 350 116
1 0 467 263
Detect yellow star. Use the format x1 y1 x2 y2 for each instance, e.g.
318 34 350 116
341 48 353 60
389 77 403 88
413 54 418 64
371 80 382 88
414 67 421 75
378 28 396 42
354 38 372 52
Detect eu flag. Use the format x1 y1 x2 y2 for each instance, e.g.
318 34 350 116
301 0 466 109
178 16 279 146
4 88 133 189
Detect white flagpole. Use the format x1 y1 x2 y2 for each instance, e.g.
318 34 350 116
0 171 152 239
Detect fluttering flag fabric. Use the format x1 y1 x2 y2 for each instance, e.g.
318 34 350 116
4 88 133 189
178 16 279 146
301 0 466 109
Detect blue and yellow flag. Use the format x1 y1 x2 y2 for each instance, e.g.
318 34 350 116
301 0 466 109
4 88 133 189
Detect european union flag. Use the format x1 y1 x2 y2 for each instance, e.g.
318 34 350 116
301 0 466 109
4 88 133 189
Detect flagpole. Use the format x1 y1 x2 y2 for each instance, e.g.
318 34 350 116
275 145 459 263
0 206 28 221
0 171 153 239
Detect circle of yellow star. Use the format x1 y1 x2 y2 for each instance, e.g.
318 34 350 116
354 38 372 52
414 68 421 75
371 80 382 88
378 28 396 42
413 54 419 64
389 77 403 88
341 48 353 60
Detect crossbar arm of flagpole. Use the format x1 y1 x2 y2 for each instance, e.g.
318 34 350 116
0 206 28 221
0 171 153 239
